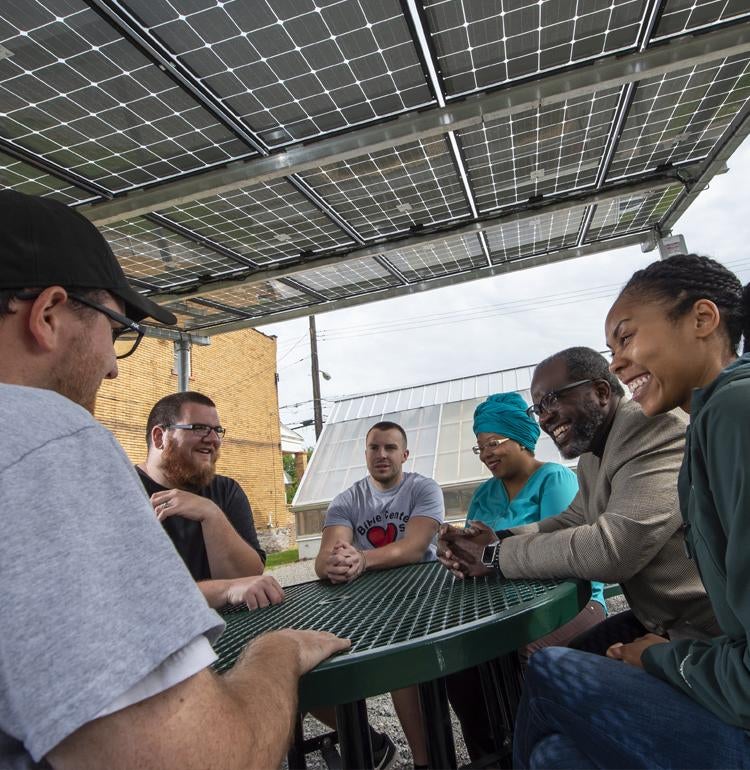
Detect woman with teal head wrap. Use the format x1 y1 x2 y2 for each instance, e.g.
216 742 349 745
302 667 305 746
467 391 578 530
447 391 606 762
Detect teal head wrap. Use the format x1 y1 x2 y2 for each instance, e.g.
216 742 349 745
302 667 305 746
472 392 540 451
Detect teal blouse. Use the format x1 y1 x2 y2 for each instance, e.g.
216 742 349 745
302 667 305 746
467 463 606 610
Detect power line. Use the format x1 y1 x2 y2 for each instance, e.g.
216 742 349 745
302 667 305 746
318 283 626 341
315 260 750 342
276 331 309 362
279 397 336 410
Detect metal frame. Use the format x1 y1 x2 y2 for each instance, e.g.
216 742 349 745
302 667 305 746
149 167 691 305
660 103 750 234
190 232 647 333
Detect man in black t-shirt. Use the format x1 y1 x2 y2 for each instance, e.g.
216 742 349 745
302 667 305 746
138 391 283 610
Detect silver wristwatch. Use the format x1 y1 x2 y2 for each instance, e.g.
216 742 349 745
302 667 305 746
480 540 501 570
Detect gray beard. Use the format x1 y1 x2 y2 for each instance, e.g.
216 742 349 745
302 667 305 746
557 400 606 459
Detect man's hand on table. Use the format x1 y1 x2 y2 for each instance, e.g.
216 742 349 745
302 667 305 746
437 522 496 579
225 574 285 609
324 540 365 583
252 629 351 674
606 634 668 668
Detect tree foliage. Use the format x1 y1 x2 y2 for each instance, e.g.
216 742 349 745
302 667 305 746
283 448 313 504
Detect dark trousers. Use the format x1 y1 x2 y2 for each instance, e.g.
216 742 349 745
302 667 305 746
567 609 647 655
446 600 606 762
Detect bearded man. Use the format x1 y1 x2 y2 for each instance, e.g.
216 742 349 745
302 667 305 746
138 391 282 610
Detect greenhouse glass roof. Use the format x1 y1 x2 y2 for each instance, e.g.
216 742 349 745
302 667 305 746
292 361 572 511
2 1 750 333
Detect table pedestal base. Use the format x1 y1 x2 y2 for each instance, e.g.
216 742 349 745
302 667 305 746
420 677 458 769
335 700 374 769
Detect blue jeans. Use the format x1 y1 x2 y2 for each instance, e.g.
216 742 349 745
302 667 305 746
514 647 750 769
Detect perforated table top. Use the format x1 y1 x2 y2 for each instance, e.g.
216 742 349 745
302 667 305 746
212 561 586 710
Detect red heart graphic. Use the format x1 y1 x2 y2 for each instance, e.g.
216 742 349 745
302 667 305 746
366 522 398 548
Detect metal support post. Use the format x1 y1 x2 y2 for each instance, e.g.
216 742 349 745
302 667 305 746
418 677 457 769
287 713 307 770
335 700 374 770
173 334 192 392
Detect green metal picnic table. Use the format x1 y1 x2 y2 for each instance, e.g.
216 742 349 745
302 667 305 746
212 561 588 769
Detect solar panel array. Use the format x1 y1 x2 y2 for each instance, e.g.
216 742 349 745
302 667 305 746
2 0 749 331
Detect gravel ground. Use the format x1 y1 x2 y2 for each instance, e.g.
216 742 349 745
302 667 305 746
268 557 318 588
267 559 629 769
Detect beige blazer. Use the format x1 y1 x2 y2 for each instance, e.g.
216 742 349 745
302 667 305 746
501 399 718 638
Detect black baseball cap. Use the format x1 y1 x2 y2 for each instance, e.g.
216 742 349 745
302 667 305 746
0 190 176 325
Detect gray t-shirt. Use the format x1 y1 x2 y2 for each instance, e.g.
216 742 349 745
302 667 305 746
0 384 223 769
324 472 445 560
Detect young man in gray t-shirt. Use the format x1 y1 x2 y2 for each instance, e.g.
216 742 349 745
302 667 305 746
315 420 445 768
0 190 348 770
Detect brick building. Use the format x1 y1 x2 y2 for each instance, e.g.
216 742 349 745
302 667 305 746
94 327 294 545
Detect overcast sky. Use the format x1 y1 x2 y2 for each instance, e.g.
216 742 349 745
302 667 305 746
260 137 750 446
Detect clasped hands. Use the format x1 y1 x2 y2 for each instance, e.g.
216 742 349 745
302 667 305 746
323 541 366 584
436 521 497 578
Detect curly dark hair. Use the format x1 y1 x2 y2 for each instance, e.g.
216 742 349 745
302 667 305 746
537 346 625 397
618 254 750 354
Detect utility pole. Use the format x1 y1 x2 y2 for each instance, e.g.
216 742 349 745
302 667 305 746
309 315 323 439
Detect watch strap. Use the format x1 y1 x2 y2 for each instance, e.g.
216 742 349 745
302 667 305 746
492 540 505 578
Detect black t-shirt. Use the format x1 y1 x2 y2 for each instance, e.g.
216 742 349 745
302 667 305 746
136 467 266 581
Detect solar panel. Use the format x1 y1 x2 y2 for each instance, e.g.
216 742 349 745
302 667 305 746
166 299 243 331
461 88 622 210
584 185 683 241
654 0 750 40
485 206 587 261
299 137 470 239
156 178 356 264
0 150 95 204
0 0 253 193
177 279 315 322
2 1 748 329
292 256 401 299
424 0 647 97
608 55 750 179
386 238 487 282
101 216 248 289
125 0 434 147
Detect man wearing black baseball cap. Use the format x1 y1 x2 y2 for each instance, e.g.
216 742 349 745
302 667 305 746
0 191 349 769
0 189 177 412
0 189 176 326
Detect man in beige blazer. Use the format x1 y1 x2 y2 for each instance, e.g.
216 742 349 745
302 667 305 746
439 347 717 649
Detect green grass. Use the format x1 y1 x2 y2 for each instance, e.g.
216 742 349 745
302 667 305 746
266 548 299 569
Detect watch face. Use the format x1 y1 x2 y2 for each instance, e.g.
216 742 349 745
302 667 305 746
481 543 497 567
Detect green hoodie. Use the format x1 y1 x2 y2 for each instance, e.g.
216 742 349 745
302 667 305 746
643 353 750 730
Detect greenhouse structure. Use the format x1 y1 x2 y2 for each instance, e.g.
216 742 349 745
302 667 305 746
292 360 574 558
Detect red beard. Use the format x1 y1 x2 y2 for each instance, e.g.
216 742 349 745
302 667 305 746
160 440 217 491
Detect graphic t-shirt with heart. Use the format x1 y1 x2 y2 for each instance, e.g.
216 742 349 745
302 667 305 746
323 472 445 560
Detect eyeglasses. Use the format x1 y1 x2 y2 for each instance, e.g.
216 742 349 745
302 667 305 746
526 379 595 417
165 423 227 439
16 290 145 359
472 437 511 455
